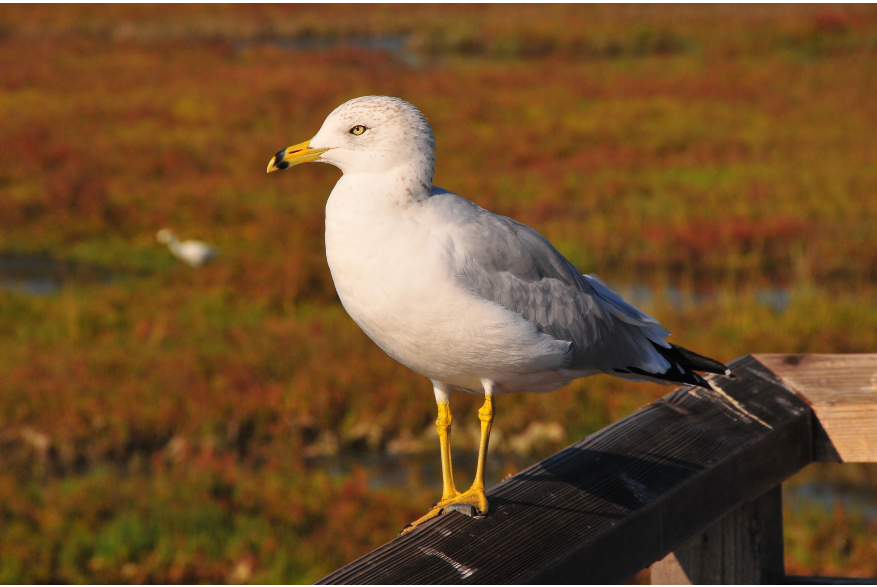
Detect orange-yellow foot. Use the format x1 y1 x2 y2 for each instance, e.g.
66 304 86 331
399 487 488 535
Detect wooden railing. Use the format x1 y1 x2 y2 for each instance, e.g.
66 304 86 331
316 354 877 584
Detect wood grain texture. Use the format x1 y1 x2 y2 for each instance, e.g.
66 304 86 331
650 485 784 584
317 356 813 584
754 354 877 462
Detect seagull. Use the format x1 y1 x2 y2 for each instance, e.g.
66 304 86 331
156 229 216 268
267 96 731 534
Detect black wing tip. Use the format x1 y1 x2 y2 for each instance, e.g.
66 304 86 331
625 364 713 389
618 342 735 389
659 342 730 375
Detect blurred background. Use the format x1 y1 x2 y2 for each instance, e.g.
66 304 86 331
1 4 876 583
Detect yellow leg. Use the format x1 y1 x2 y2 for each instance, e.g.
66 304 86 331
400 400 460 534
469 394 494 505
447 393 493 515
400 394 495 535
436 400 461 502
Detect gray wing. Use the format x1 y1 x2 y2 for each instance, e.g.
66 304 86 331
429 190 673 376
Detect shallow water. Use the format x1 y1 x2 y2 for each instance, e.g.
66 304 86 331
0 255 795 314
236 34 422 67
787 481 877 523
306 450 533 491
0 276 59 296
0 255 118 296
618 283 791 313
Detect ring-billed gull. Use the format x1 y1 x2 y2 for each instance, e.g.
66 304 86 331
267 96 730 534
156 229 216 268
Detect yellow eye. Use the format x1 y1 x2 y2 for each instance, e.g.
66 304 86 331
350 125 366 136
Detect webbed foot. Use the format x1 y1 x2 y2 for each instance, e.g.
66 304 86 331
399 487 488 535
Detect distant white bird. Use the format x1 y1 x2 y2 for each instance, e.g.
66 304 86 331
267 96 730 534
156 229 216 267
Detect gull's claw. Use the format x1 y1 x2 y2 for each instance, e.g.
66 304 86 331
398 487 489 536
399 505 444 536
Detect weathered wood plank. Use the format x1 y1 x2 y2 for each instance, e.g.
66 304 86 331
650 485 784 584
754 354 877 462
317 355 813 584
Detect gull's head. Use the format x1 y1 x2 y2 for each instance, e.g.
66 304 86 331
156 228 176 245
267 96 436 187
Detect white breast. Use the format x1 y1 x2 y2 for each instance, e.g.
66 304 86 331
324 176 570 391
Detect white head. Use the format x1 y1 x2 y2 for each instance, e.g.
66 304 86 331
268 96 437 193
156 228 177 245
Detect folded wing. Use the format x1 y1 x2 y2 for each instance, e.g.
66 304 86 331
431 190 726 388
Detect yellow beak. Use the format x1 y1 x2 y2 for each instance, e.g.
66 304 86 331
266 139 329 173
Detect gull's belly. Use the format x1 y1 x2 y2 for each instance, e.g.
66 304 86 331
324 203 566 387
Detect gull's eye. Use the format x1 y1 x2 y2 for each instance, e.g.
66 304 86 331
350 125 367 136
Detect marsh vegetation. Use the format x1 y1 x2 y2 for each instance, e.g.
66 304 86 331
1 5 876 582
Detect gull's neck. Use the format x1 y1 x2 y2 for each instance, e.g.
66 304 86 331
331 166 433 209
164 235 182 254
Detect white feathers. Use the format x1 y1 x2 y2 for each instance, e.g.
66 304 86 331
309 96 437 199
156 229 216 268
280 96 721 395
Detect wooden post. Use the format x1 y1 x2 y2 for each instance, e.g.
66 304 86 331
754 354 877 463
651 485 784 584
